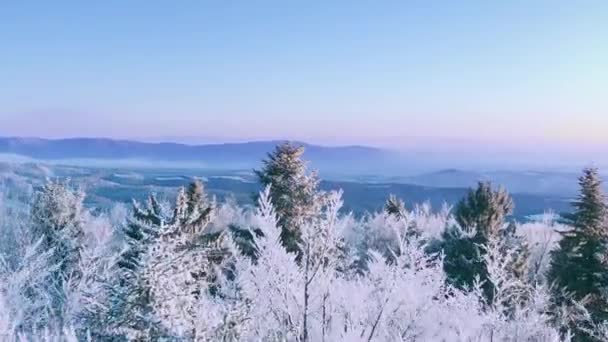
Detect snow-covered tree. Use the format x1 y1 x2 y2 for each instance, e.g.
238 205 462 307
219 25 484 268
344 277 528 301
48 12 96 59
106 193 166 339
62 212 120 339
351 207 414 269
214 186 566 341
349 235 458 341
108 180 226 339
411 201 453 239
3 163 606 341
0 237 56 335
28 180 87 328
30 180 85 280
442 181 530 303
298 189 346 341
473 230 565 341
219 186 348 341
517 212 565 283
255 142 321 256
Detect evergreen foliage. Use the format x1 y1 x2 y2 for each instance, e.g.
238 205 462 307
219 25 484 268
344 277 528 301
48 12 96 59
109 180 223 340
4 162 608 341
30 180 86 324
254 142 321 256
548 168 608 342
31 180 85 279
384 194 407 219
442 182 529 304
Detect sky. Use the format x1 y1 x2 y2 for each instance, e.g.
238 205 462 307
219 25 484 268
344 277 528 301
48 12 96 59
1 1 607 148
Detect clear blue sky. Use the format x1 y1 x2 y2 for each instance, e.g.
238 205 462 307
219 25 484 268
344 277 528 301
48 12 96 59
1 1 607 147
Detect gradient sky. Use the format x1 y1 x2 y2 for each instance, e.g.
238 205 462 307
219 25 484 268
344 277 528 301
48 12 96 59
1 1 607 147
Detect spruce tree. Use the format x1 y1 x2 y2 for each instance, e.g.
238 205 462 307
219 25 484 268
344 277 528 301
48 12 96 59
109 194 166 340
442 182 529 303
117 195 164 273
547 168 608 342
30 180 85 324
254 142 320 255
110 180 223 340
175 180 214 236
31 179 85 277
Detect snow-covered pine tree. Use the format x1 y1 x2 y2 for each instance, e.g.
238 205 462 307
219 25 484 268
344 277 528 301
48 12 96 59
442 181 529 304
31 180 85 278
144 185 221 338
107 194 167 340
117 194 165 273
30 180 86 325
110 180 225 339
547 167 608 342
255 142 321 256
453 182 514 237
173 180 214 236
61 211 121 340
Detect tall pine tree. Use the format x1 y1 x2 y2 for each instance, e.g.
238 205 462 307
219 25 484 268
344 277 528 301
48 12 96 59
548 168 608 342
254 142 320 256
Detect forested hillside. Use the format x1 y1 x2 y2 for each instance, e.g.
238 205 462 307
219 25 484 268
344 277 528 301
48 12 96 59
1 143 607 341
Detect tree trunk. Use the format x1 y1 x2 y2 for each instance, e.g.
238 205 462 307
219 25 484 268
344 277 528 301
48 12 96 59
302 246 310 342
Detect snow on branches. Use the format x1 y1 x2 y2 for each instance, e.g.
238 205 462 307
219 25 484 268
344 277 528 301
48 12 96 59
1 169 605 341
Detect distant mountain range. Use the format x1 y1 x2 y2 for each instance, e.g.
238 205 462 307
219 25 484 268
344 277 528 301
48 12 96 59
0 137 398 175
0 137 591 197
